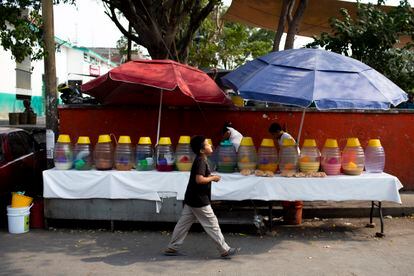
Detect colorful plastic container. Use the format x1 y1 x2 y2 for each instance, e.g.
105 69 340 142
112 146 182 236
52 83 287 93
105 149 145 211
321 139 341 175
365 139 385 173
342 138 365 175
175 136 195 171
217 140 237 173
206 138 217 171
257 138 278 172
299 139 321 173
115 136 134 171
279 138 298 174
156 137 175 171
237 137 257 170
73 136 93 170
53 134 73 170
136 137 154 171
94 134 114 170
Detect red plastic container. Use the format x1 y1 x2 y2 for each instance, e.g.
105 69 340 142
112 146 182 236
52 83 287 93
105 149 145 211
30 198 44 229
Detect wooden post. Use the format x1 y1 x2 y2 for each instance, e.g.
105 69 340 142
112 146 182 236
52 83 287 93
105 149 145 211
42 0 58 168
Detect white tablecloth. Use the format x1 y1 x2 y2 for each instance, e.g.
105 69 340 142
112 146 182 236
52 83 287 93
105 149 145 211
43 170 403 204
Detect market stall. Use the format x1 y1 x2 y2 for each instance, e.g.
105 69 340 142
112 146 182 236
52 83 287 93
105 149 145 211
43 169 402 235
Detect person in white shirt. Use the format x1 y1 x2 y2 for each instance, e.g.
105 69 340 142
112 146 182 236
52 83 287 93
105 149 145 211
222 122 243 152
268 123 295 147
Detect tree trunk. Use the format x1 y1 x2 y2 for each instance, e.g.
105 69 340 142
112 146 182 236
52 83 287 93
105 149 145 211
42 0 58 169
273 0 294 52
284 0 308 50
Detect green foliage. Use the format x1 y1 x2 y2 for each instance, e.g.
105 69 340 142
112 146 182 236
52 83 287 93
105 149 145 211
188 8 274 70
307 0 414 92
0 0 74 62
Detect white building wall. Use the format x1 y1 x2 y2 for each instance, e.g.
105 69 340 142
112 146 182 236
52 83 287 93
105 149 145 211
0 47 17 95
0 38 117 119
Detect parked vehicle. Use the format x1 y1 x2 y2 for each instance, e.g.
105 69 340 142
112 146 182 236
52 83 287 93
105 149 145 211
0 127 46 227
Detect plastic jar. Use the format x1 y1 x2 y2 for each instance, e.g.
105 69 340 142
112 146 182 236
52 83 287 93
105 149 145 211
365 139 385 173
53 134 73 170
175 136 194 171
136 137 154 171
206 138 217 171
342 137 365 175
257 138 278 172
217 140 237 173
237 137 257 170
279 138 298 174
156 137 175 171
73 136 93 170
299 139 321 173
115 136 134 171
94 134 114 170
321 139 341 175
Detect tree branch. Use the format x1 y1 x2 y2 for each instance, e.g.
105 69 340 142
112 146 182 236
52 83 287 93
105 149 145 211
285 0 308 49
273 0 292 51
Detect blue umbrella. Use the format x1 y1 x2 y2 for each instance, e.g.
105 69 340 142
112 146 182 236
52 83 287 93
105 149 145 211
222 48 408 143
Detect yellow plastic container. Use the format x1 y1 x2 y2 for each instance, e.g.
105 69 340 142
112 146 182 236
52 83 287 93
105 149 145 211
324 138 339 148
98 134 111 143
368 139 382 147
11 193 33 208
159 137 172 145
57 134 71 143
77 136 91 144
178 136 191 144
118 136 132 144
138 137 152 145
231 95 244 107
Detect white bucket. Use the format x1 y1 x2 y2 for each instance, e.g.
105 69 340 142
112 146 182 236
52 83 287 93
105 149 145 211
7 204 33 234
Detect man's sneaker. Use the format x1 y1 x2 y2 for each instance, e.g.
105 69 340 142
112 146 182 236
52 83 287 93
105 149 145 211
220 248 237 259
164 248 185 256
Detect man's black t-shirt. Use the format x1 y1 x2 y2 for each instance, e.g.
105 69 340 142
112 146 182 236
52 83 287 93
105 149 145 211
184 156 211 207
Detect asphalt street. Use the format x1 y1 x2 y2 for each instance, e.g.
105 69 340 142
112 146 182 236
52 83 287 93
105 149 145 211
1 217 414 276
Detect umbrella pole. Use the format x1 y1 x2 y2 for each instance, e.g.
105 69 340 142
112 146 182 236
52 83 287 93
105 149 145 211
297 108 306 146
156 90 163 144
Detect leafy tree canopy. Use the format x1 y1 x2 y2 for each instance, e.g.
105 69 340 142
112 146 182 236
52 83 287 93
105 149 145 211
307 0 414 92
187 7 274 70
0 0 73 63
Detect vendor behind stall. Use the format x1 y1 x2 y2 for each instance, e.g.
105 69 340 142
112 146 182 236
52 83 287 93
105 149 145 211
221 122 243 152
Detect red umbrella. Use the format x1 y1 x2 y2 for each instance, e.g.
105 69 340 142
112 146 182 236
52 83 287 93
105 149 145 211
81 59 232 142
81 59 232 106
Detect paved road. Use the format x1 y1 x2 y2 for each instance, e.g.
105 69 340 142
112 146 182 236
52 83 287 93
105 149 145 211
1 217 414 276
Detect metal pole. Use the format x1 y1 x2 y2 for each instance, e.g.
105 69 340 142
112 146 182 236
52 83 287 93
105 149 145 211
42 0 58 169
156 90 163 144
296 108 306 146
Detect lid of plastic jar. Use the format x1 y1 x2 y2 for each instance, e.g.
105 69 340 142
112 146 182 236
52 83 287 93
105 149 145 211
346 137 361 147
240 137 254 146
220 140 233 147
98 134 111 143
282 138 296 147
178 136 191 144
260 138 275 147
159 137 172 145
77 136 91 144
368 139 382 147
57 134 71 143
303 139 317 147
118 136 132 144
138 137 152 145
324 138 338 148
206 138 213 146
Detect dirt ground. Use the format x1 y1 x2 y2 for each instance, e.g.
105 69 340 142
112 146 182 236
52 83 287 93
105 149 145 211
1 217 414 276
